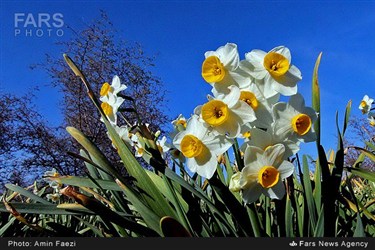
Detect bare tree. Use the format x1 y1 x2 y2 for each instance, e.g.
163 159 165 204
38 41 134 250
1 10 169 191
344 115 375 171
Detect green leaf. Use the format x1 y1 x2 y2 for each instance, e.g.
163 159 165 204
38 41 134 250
80 149 99 179
302 155 317 230
73 216 104 237
145 170 188 211
343 100 352 136
351 146 375 162
312 52 322 146
101 121 178 219
313 205 324 237
209 176 253 236
164 168 237 236
265 196 271 236
285 194 294 237
4 184 52 205
313 158 322 212
0 217 16 236
161 175 192 234
0 202 92 215
66 127 122 181
365 141 375 152
354 153 366 168
115 179 162 236
50 175 123 191
345 167 375 182
67 126 176 219
353 213 366 237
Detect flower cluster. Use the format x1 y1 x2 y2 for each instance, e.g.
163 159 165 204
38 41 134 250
359 95 375 127
42 168 62 202
170 43 317 203
98 76 172 160
100 43 318 204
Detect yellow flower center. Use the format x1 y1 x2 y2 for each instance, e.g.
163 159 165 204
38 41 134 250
258 166 280 188
370 120 375 127
240 91 259 110
360 101 367 108
180 135 204 158
101 102 113 116
242 131 251 139
201 100 229 126
201 56 226 83
100 82 112 96
263 52 290 77
264 145 272 151
137 147 144 156
291 113 312 135
175 120 187 128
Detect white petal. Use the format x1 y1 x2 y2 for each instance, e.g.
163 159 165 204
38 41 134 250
185 115 207 139
298 130 317 143
111 75 121 88
244 146 264 167
205 135 233 155
240 166 259 187
264 180 285 200
216 43 239 70
303 107 318 124
245 49 267 64
232 104 257 126
196 154 217 179
248 128 272 149
282 140 300 159
216 113 241 138
288 65 302 80
194 105 202 116
272 80 298 96
250 103 273 129
288 93 305 112
270 46 291 63
241 182 263 204
186 157 198 173
222 85 241 108
262 75 279 98
264 144 285 167
277 161 295 179
229 68 252 89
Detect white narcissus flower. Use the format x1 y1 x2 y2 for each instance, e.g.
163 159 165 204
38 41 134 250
229 172 241 192
130 134 145 158
46 193 61 202
107 125 133 149
43 168 62 190
100 92 124 125
156 136 171 159
202 43 248 93
99 75 127 102
237 79 278 130
173 115 233 179
195 85 256 138
272 93 317 143
240 144 295 204
240 46 302 98
170 114 187 139
368 115 375 127
240 127 300 161
359 95 374 114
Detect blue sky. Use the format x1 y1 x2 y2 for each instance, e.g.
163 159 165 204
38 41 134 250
1 0 375 159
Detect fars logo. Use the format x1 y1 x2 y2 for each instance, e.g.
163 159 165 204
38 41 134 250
14 13 64 37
